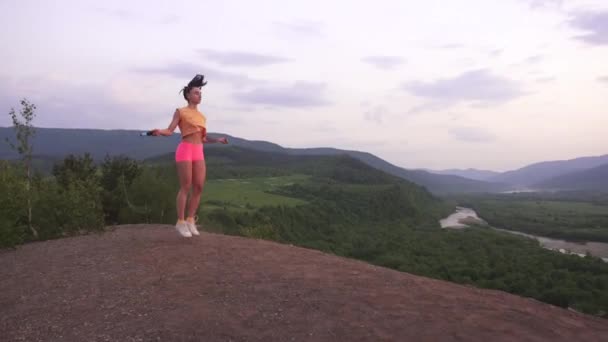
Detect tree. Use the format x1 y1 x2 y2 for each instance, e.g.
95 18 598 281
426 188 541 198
5 99 38 238
100 155 142 224
100 155 141 191
52 153 97 188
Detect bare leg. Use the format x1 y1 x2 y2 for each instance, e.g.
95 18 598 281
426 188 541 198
176 161 192 221
187 160 206 219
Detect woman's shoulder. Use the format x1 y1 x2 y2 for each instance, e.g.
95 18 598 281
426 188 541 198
176 106 203 113
175 106 191 117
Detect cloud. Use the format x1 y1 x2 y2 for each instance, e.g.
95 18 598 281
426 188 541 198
535 76 556 83
361 56 405 70
402 69 526 111
232 81 331 108
569 10 608 46
93 7 133 19
489 49 503 57
524 55 544 64
273 20 324 38
424 43 466 50
0 75 156 130
204 103 257 113
520 0 563 9
437 43 465 49
311 121 337 133
509 55 545 69
449 126 496 143
363 105 389 124
92 6 179 25
159 14 180 25
407 101 454 115
309 136 390 149
199 49 291 67
132 62 264 88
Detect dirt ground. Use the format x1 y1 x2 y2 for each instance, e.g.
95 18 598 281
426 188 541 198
1 224 607 341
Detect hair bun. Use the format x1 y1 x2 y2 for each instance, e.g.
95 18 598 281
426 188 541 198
188 74 207 88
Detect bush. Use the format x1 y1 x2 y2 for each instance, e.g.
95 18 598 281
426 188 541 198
0 162 27 247
33 177 105 239
117 167 175 224
240 224 279 240
100 155 142 224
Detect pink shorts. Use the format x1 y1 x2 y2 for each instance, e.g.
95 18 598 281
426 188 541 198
175 141 204 162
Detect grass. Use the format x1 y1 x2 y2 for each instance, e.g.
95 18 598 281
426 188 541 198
200 174 310 212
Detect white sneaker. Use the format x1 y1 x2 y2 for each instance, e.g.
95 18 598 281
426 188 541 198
175 221 192 237
186 218 200 236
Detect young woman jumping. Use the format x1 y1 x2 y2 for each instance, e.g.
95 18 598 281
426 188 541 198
150 75 228 237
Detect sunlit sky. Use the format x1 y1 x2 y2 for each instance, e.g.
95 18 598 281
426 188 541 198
1 0 607 171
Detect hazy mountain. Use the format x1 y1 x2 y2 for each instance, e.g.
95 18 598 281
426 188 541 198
533 163 608 191
426 168 500 181
1 126 510 194
489 154 608 186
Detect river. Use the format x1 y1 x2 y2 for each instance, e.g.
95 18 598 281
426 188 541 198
440 207 608 262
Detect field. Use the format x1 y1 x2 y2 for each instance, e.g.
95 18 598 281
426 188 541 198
200 175 310 212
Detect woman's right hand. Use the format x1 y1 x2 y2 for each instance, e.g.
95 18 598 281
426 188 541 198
151 129 161 136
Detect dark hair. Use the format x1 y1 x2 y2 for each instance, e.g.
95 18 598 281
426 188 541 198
180 86 197 101
179 74 207 101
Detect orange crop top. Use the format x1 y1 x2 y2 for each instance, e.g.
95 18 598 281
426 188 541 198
177 107 207 138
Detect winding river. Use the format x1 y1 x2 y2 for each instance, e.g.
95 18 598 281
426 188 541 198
440 207 608 262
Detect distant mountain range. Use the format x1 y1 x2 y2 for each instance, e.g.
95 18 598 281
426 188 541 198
487 155 608 186
426 168 500 181
1 126 605 194
429 155 608 192
533 163 608 191
0 127 510 194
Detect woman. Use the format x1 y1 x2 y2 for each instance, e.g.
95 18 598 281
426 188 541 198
150 75 228 237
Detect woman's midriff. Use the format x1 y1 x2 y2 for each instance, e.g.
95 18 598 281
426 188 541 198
181 131 205 144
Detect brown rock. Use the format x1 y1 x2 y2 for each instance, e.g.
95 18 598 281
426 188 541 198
1 224 606 341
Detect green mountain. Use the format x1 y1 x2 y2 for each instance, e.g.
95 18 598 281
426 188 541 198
148 145 413 186
1 126 509 194
280 148 511 194
0 127 182 160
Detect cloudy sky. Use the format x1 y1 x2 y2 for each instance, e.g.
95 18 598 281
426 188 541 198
1 0 607 171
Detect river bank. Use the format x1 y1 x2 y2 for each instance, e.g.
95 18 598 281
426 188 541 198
440 207 608 262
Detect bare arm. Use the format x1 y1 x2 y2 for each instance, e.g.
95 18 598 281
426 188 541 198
152 109 180 136
203 135 228 144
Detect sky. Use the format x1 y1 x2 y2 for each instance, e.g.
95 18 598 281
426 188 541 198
0 0 607 171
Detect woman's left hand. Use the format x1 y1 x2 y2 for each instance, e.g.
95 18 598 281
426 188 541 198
218 137 228 144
